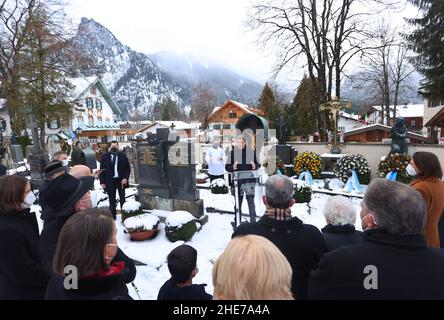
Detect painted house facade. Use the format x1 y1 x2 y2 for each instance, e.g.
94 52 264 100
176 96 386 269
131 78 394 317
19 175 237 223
70 76 122 144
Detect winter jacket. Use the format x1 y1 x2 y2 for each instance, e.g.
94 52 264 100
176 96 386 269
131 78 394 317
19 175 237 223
308 228 444 299
0 209 50 299
233 215 326 299
45 261 133 300
157 277 212 300
321 224 363 252
410 177 444 248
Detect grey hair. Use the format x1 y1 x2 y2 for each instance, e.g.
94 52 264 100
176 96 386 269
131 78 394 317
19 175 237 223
323 196 356 226
265 175 294 209
363 178 427 235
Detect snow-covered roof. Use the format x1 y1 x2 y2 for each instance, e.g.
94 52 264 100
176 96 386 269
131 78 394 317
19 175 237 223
140 121 193 132
68 76 97 99
344 123 428 141
371 104 424 118
339 111 360 121
210 100 261 116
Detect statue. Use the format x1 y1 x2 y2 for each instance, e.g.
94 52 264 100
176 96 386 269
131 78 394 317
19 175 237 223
147 130 179 177
320 97 351 153
390 117 408 154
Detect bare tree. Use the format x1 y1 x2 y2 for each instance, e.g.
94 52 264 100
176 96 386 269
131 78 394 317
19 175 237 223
190 81 218 129
247 0 399 140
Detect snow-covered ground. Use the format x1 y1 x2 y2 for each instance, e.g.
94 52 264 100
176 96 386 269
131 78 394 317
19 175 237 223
32 177 364 300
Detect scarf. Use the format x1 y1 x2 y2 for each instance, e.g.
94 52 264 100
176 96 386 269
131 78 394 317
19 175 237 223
264 205 293 221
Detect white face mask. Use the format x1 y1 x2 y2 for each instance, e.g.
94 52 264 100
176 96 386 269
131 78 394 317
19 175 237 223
406 163 417 176
62 159 69 167
22 192 36 209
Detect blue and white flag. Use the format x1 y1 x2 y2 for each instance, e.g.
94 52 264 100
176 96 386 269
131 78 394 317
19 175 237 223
298 170 314 185
344 170 363 193
386 170 398 181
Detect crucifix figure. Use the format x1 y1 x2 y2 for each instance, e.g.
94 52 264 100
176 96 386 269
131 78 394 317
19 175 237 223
320 97 352 146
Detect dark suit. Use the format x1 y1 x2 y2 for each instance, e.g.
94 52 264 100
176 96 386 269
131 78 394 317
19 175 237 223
99 151 131 219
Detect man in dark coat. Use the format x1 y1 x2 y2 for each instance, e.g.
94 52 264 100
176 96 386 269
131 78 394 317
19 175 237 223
39 174 95 273
309 178 444 300
232 175 326 300
321 195 362 252
99 141 131 220
0 163 6 176
225 135 260 226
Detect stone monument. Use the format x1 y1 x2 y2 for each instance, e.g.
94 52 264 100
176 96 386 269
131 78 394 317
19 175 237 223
135 128 203 218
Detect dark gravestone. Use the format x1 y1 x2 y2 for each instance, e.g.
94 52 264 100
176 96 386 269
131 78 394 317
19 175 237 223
83 148 97 171
276 144 292 164
135 128 203 217
10 144 24 163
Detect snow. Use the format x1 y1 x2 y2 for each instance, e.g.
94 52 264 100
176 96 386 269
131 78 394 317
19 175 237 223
210 178 228 188
124 213 159 231
122 201 141 212
196 173 208 180
165 211 195 228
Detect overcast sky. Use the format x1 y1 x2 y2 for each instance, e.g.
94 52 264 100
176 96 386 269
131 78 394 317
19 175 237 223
66 0 419 91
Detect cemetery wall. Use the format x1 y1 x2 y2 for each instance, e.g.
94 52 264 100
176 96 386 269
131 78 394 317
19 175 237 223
288 142 444 179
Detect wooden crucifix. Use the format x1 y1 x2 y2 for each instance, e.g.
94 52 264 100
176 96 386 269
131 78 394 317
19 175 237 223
320 97 352 146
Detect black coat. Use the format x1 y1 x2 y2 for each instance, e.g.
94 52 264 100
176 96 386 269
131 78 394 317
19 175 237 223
0 163 6 176
39 211 137 283
45 260 134 300
0 209 50 299
321 224 363 252
225 147 260 187
308 229 444 300
99 151 131 186
232 215 326 300
157 277 212 300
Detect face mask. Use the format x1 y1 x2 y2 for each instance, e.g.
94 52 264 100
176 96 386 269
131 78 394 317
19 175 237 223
111 147 118 153
62 159 69 167
22 192 36 209
212 143 219 149
406 164 417 176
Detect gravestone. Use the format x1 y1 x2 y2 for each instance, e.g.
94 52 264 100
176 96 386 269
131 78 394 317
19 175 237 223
135 128 203 218
10 144 24 163
320 153 346 179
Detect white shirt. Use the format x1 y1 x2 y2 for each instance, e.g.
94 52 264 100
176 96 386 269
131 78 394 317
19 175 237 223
205 147 225 176
112 154 119 178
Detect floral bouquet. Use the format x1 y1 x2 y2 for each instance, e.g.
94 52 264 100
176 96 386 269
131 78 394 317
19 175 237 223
293 152 322 179
378 153 413 184
334 154 371 184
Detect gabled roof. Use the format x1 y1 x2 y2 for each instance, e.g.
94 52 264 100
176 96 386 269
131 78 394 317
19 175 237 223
344 123 428 142
209 100 263 122
425 107 444 127
138 121 192 132
369 104 424 118
69 76 121 116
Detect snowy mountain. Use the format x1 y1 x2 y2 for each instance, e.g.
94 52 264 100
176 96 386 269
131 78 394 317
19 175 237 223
150 51 263 106
66 18 262 119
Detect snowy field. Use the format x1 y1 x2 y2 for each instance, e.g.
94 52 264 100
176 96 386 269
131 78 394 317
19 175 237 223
31 178 364 300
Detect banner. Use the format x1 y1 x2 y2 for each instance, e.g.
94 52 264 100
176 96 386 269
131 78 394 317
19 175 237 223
386 170 398 181
298 170 314 185
344 170 363 193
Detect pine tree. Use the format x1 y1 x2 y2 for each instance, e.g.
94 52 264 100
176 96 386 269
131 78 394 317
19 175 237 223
407 0 444 99
161 98 181 121
258 82 276 117
292 76 319 139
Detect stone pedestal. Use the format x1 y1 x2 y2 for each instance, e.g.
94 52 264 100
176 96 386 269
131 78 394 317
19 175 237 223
136 187 204 218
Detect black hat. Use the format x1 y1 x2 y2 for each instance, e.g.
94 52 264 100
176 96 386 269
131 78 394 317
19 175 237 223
43 160 66 179
39 174 95 212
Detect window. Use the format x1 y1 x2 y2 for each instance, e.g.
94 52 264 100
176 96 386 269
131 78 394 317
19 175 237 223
86 98 93 109
411 120 416 128
96 99 102 109
223 124 231 129
97 109 102 122
88 109 94 126
228 111 237 118
429 99 444 108
213 124 221 130
90 86 97 95
50 119 59 129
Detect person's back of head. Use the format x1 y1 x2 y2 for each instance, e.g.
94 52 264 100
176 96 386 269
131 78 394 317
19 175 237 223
69 165 92 179
412 151 443 179
264 175 295 210
323 196 356 226
213 235 293 300
0 175 28 214
53 208 116 277
167 245 197 285
361 178 426 235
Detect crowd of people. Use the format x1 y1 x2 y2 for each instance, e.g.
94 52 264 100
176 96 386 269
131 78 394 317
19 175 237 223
0 136 443 300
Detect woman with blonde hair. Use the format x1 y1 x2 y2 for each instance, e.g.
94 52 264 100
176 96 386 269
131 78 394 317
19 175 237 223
212 235 293 300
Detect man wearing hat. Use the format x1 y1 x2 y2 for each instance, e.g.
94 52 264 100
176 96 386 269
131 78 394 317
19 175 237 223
39 174 95 272
39 161 69 226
